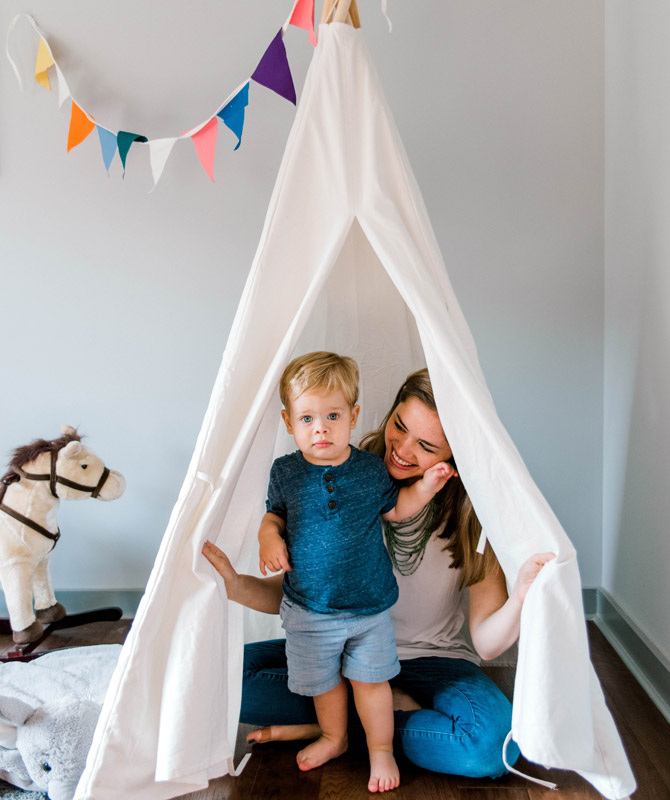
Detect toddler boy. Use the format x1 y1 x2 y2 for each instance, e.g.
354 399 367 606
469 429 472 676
259 351 450 793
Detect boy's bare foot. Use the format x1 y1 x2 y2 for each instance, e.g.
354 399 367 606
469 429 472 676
368 747 400 793
246 723 321 744
296 733 348 771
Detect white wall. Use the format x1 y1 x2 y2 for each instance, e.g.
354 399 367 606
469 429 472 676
604 1 670 662
0 1 605 592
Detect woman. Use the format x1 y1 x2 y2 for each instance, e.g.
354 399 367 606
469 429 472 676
202 368 553 779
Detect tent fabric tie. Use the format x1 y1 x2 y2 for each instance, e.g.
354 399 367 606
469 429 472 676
503 730 558 790
228 753 252 777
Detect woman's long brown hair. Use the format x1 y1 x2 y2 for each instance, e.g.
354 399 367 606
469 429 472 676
359 368 499 588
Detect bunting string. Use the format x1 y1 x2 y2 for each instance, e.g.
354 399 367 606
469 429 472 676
5 0 318 188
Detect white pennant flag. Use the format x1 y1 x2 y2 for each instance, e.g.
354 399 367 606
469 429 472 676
149 137 178 190
55 63 70 108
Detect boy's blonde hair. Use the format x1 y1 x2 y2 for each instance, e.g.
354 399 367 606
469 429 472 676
280 351 359 410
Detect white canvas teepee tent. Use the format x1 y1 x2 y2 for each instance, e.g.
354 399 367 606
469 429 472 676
75 17 636 800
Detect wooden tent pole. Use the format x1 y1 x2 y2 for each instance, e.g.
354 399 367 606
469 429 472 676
320 0 360 27
333 0 353 23
320 0 337 24
349 1 361 28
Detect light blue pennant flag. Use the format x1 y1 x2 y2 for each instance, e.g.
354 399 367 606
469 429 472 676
96 126 117 172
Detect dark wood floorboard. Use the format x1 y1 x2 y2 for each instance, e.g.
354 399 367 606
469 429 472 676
1 620 666 798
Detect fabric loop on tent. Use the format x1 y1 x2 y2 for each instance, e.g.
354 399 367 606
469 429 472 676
503 731 558 790
228 753 252 777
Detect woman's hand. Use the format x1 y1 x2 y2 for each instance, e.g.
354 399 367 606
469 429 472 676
202 540 284 614
510 551 556 606
385 460 458 522
469 551 556 661
420 460 458 495
202 540 239 594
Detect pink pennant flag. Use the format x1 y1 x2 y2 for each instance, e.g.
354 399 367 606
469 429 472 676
191 117 218 182
290 0 317 46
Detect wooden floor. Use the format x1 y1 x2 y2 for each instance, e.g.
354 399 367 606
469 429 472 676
1 620 667 799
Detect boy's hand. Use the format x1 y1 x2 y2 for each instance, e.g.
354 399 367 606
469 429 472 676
259 532 291 576
420 461 457 496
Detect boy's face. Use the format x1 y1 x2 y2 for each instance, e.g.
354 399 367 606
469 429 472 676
281 389 360 466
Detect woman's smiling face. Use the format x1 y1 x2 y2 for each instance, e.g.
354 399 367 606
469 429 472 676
383 397 453 481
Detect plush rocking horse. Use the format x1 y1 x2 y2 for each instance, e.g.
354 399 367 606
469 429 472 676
0 426 125 646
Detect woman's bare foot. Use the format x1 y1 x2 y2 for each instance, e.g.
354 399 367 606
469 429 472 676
368 747 400 793
246 723 321 744
296 733 348 771
391 686 422 712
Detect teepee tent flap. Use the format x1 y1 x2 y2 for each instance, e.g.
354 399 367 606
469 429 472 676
75 22 635 800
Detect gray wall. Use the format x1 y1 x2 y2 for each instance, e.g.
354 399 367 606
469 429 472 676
0 1 605 593
604 1 670 664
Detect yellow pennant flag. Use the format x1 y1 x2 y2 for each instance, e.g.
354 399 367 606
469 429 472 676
35 37 54 90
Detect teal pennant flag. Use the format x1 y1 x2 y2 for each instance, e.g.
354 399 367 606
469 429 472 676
217 82 249 151
117 131 148 175
97 127 117 172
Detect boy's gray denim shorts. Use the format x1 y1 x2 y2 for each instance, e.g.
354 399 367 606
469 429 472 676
279 596 400 697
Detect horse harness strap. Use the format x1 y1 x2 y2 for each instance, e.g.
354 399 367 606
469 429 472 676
0 504 60 547
0 477 60 548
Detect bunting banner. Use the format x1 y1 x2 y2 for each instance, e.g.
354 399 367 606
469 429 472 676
4 1 320 189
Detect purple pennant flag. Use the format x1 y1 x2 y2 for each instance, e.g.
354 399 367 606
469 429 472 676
251 29 296 105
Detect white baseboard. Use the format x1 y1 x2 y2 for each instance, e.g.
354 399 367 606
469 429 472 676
593 588 670 724
0 589 143 620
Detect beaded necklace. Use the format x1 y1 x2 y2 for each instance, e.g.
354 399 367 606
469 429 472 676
383 498 442 576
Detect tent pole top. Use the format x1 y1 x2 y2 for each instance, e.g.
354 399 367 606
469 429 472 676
321 0 361 28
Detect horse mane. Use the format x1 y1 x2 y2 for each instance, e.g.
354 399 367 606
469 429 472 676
2 430 83 483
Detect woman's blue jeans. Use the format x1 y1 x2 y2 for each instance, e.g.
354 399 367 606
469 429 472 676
240 639 520 779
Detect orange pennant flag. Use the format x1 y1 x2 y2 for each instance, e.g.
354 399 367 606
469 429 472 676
67 101 95 152
34 38 54 90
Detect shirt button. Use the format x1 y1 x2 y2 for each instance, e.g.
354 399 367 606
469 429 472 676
325 473 333 481
328 500 337 509
326 485 334 493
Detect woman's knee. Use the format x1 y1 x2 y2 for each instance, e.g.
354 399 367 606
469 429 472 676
392 695 516 779
243 638 288 674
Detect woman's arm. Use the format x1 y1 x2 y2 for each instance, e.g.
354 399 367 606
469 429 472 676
469 552 556 661
202 540 284 614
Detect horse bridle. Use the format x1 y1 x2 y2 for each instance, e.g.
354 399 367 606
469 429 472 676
16 448 111 500
0 448 112 547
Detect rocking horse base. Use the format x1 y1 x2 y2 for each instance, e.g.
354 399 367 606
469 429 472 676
0 607 123 662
